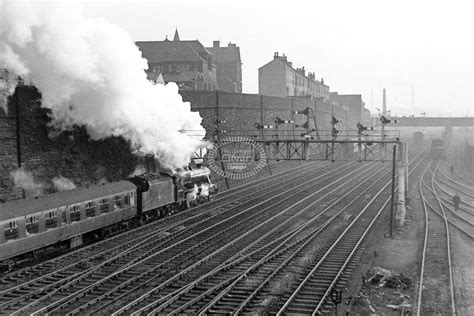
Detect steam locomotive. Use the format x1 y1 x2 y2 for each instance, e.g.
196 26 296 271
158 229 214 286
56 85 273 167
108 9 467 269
0 167 216 267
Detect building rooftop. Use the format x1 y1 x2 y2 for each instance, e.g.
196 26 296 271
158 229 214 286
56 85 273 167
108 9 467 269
136 39 212 64
207 42 241 63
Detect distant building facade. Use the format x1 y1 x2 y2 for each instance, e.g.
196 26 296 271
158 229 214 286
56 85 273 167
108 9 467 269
330 92 367 123
258 52 329 100
136 30 219 91
207 41 242 93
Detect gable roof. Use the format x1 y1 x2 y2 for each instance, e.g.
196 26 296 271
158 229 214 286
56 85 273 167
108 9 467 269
207 46 241 63
163 72 201 83
136 40 212 64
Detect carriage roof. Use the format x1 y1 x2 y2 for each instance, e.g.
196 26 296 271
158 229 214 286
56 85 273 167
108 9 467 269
0 181 136 221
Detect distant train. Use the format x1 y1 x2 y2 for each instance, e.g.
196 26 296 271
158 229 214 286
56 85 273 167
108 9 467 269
0 167 216 268
413 131 424 145
430 138 446 159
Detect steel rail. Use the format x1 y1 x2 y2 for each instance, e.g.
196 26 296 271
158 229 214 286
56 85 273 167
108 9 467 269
416 162 456 315
421 174 474 239
105 163 376 316
0 161 321 286
276 150 425 315
142 164 389 315
430 163 456 316
195 163 398 315
18 162 358 314
0 162 345 313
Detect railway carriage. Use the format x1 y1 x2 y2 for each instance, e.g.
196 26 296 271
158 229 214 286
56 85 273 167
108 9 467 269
0 181 137 263
0 166 217 268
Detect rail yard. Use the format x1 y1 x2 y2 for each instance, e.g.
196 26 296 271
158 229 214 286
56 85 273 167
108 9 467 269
1 2 472 315
0 132 472 315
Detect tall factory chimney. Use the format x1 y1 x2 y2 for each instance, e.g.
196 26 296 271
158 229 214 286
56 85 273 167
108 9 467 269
382 88 386 116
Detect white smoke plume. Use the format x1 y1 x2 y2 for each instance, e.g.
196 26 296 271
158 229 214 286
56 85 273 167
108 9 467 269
199 183 210 197
0 1 205 168
128 165 146 177
0 69 17 112
187 184 199 202
52 175 76 192
10 167 43 197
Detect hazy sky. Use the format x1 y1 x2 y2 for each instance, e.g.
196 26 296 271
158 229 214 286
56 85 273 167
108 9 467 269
82 0 473 117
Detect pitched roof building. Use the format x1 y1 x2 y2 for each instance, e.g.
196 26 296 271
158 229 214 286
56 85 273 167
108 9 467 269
136 30 219 91
258 52 329 100
206 41 242 93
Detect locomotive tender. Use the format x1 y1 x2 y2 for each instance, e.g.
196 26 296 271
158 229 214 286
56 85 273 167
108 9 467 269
0 167 216 266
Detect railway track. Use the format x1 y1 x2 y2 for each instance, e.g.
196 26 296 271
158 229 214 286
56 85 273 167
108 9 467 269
268 151 425 315
454 146 474 185
0 161 324 281
80 149 425 315
0 160 363 314
111 162 392 315
154 161 400 315
425 151 474 239
0 162 328 303
32 162 378 315
416 162 456 315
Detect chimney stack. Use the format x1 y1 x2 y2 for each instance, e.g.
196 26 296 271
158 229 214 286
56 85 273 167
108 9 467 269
213 40 220 47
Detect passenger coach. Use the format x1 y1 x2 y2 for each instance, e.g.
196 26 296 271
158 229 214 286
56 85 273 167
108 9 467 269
0 181 137 262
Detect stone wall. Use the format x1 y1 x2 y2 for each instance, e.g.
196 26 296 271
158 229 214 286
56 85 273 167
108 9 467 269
0 87 368 202
181 90 366 190
0 85 139 202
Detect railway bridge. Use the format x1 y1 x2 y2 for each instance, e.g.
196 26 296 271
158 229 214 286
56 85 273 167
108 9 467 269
371 116 474 135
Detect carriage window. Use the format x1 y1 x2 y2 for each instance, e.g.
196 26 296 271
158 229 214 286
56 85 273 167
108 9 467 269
86 202 96 217
100 198 109 213
26 215 39 234
4 221 19 240
70 205 81 222
45 211 58 229
123 194 130 206
113 195 122 210
61 210 67 224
